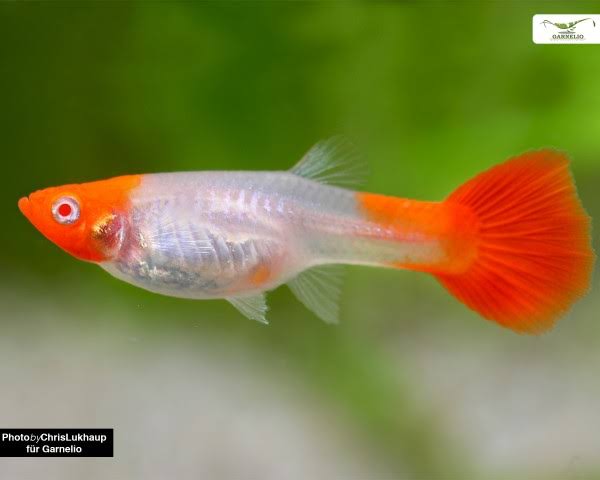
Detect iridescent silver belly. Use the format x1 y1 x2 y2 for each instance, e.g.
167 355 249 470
101 198 296 299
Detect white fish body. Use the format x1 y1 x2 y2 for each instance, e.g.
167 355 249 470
101 166 435 322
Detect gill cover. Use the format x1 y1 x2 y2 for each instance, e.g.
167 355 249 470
18 175 140 262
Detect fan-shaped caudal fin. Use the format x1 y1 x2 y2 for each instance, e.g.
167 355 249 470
437 150 594 334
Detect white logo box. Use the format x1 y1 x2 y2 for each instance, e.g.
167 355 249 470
533 14 600 44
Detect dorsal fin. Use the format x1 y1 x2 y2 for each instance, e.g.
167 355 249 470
226 294 269 324
287 265 345 324
290 136 368 188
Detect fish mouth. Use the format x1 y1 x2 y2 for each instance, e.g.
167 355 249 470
18 196 33 221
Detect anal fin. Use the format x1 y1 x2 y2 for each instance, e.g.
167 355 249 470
288 265 344 324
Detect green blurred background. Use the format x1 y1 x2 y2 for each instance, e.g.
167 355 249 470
1 2 599 479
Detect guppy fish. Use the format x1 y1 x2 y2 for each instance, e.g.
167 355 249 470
18 139 594 333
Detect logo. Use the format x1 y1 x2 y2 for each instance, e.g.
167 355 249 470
533 14 600 44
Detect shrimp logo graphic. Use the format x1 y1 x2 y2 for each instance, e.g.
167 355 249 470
533 14 600 44
541 18 595 34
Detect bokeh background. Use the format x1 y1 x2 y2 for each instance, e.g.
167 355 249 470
1 2 599 479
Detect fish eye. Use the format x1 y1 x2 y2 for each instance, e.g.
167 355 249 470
52 196 80 225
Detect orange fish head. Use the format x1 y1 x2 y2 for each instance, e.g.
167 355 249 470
18 175 140 262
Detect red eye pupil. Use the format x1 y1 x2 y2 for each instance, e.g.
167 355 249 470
58 203 72 217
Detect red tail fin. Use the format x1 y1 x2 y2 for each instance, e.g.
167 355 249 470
437 150 594 333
